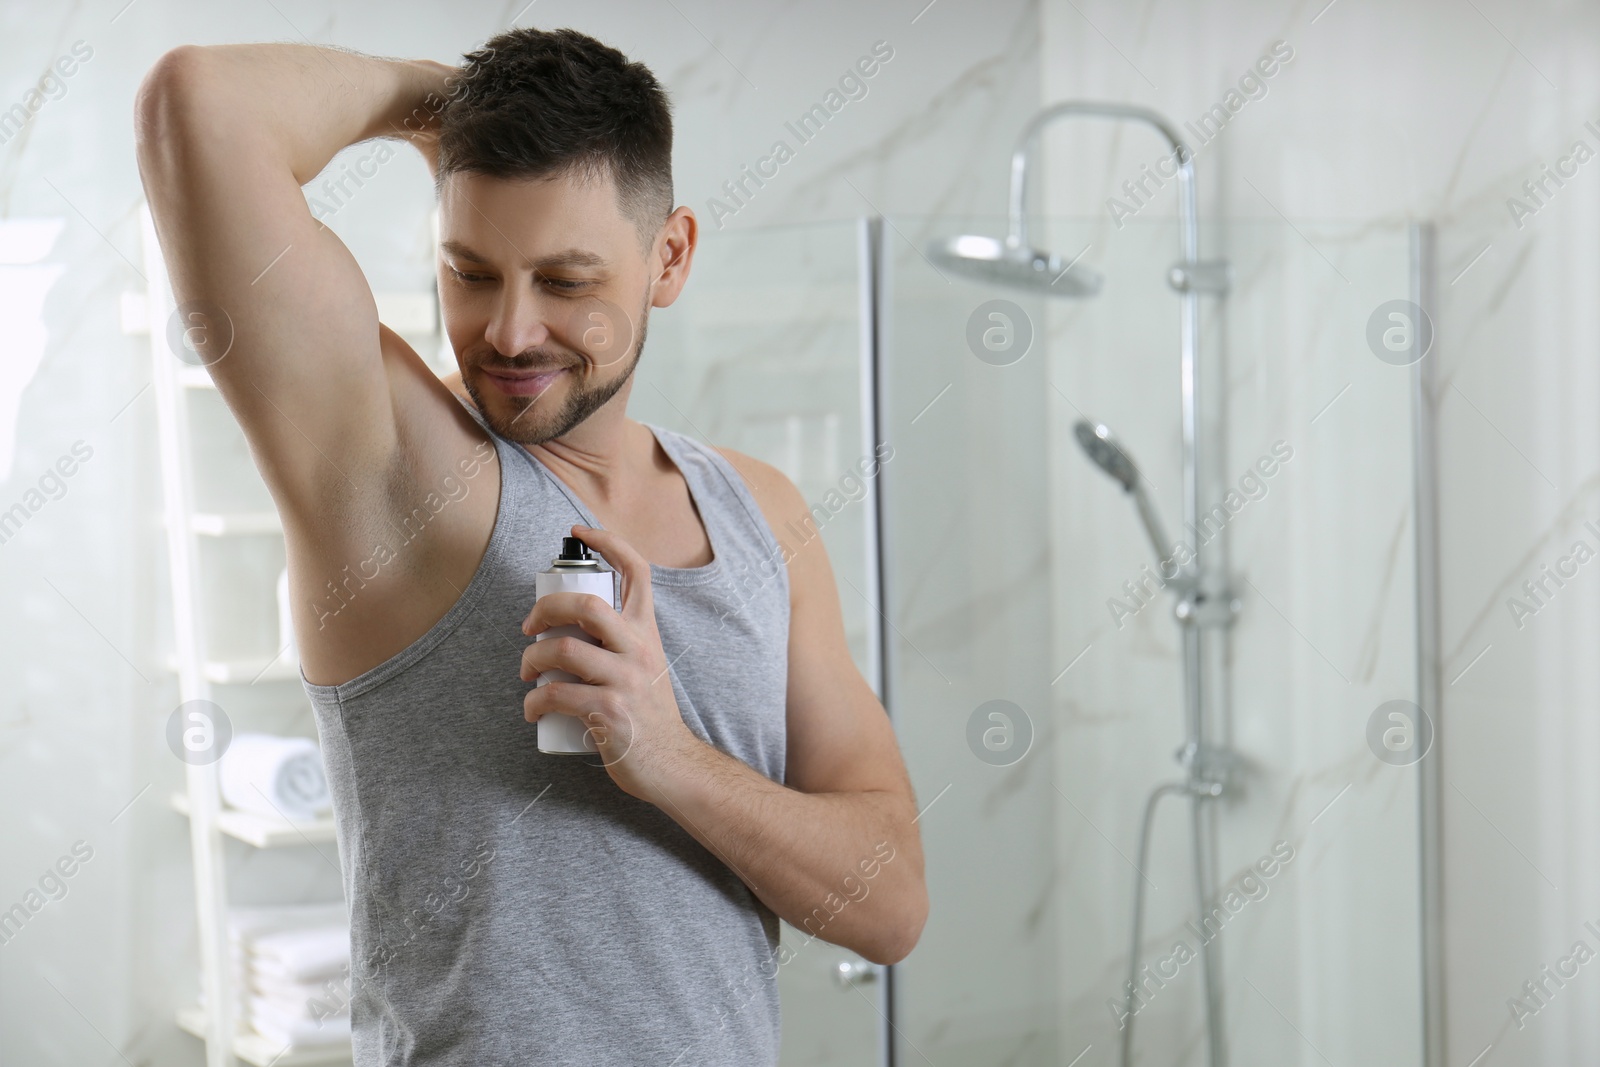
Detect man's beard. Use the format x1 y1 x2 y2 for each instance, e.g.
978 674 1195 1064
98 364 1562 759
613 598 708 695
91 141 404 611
464 297 650 446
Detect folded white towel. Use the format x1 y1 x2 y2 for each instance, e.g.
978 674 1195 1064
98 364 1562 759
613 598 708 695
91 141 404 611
251 924 349 983
203 901 354 1045
248 972 350 1014
219 734 331 821
227 902 348 941
249 995 352 1048
204 972 350 1015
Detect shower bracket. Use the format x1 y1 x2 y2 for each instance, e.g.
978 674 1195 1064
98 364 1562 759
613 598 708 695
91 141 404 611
1167 259 1233 295
1173 584 1242 628
1176 741 1239 795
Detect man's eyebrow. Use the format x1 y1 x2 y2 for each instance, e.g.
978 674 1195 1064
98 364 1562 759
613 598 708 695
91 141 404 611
439 240 608 270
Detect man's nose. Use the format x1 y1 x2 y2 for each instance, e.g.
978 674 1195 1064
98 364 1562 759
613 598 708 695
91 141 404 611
483 282 553 359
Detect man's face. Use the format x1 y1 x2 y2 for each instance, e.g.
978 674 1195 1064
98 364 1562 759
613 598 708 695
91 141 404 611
437 169 656 445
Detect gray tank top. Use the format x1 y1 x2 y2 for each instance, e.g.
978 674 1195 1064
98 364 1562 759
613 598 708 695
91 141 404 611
301 401 790 1066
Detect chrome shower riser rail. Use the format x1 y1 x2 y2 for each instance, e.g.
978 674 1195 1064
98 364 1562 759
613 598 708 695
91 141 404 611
1005 102 1228 1067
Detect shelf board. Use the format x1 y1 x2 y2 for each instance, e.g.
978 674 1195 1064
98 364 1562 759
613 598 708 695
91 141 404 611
176 1004 352 1066
206 656 300 684
170 791 338 849
166 654 301 685
204 656 300 684
190 512 282 536
176 365 217 389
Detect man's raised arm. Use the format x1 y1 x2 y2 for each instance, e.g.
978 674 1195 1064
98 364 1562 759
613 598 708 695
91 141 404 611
132 43 450 519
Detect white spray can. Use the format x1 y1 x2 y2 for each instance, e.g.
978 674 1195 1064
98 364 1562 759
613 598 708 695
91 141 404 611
533 535 618 755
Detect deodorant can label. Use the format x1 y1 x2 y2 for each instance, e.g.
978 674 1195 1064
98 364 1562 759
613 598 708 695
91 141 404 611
533 565 618 755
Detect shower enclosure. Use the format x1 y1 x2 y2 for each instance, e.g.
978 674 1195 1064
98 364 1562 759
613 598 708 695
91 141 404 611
636 209 1439 1067
934 102 1239 1067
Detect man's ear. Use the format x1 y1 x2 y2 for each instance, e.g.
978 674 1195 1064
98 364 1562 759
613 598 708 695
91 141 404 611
649 206 697 309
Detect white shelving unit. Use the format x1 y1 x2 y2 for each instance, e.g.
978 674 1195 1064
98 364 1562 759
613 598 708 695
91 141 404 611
175 1006 352 1067
168 791 339 850
137 202 358 1067
137 200 446 1066
140 200 250 1067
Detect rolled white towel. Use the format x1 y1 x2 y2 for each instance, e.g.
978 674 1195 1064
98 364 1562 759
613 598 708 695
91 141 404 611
219 734 331 821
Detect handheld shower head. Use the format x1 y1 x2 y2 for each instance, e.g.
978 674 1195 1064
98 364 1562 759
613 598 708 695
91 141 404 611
1073 419 1181 573
1074 420 1140 491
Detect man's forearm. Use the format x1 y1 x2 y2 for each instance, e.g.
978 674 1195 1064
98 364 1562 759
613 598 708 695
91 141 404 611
646 732 928 966
141 42 434 187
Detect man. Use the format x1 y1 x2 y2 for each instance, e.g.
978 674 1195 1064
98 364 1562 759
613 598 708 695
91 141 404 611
134 24 927 1066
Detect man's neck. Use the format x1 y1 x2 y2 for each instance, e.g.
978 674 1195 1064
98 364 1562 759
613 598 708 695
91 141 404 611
523 390 660 515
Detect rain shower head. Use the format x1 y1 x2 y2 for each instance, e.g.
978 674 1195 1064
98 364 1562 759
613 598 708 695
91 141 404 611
1074 419 1140 491
928 234 1103 297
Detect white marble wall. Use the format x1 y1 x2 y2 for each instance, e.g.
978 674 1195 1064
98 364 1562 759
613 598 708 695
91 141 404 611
7 0 1594 1063
1036 1 1600 1065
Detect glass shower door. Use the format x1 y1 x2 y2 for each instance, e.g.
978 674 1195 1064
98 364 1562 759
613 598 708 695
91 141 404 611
637 218 886 1067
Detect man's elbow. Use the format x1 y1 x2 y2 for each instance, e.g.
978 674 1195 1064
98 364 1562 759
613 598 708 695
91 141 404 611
861 887 929 966
133 45 212 165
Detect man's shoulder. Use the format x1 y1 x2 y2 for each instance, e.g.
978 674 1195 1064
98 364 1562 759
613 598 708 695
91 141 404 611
708 445 805 519
707 444 838 609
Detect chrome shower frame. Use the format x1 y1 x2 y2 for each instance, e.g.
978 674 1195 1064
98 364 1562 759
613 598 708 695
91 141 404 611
1008 102 1237 1067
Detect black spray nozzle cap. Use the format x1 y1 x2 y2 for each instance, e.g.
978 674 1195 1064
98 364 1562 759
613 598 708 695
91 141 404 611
558 536 593 561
